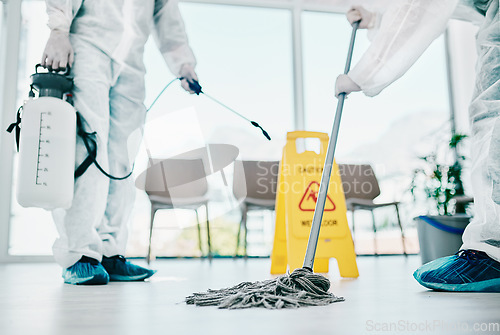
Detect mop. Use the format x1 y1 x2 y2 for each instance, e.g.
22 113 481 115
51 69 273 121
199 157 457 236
185 22 360 309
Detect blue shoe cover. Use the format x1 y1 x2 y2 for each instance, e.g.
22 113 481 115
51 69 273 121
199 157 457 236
63 256 109 285
413 250 500 292
101 255 157 281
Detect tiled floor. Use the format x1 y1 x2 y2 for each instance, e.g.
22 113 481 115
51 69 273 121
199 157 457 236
0 256 499 335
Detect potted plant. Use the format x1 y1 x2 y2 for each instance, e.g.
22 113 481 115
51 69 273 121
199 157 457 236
410 133 472 263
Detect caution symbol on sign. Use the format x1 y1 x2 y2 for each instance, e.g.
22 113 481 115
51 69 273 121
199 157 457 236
298 181 336 211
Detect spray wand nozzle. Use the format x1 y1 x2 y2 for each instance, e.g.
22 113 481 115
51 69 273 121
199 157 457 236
185 79 203 96
180 78 271 141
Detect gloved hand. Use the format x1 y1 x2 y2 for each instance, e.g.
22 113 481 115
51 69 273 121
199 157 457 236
179 64 199 94
335 74 361 98
346 6 375 29
41 30 74 71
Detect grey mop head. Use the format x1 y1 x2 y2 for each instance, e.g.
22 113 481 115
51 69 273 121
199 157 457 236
186 267 344 309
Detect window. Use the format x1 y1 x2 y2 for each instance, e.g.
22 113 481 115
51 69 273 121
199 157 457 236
302 11 450 254
6 1 453 258
127 3 293 257
9 1 294 257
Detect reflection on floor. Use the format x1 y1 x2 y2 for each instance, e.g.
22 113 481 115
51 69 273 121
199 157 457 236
1 256 499 335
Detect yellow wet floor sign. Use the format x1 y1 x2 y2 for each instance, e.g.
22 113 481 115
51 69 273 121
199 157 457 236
271 131 358 277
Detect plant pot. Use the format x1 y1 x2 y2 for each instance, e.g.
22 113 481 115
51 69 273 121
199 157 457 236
415 214 471 264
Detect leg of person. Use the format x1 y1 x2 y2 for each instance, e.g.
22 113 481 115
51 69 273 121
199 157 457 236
414 1 500 292
52 37 113 285
98 64 156 281
461 118 500 259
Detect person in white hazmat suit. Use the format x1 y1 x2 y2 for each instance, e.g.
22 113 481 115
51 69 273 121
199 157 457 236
336 0 499 292
41 0 198 285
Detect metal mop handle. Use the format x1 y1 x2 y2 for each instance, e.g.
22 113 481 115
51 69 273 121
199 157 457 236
303 21 359 270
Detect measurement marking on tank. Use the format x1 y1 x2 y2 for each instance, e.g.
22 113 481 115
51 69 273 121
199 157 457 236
36 111 51 186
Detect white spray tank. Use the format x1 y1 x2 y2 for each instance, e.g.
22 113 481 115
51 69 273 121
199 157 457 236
9 65 76 209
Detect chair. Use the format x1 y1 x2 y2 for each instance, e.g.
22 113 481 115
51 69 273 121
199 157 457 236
338 164 407 256
232 160 280 257
144 158 211 263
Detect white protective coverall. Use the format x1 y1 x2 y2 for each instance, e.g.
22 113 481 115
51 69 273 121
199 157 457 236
348 0 499 261
47 0 197 268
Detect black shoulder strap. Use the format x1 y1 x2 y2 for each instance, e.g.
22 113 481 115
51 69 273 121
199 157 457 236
74 112 133 180
74 113 97 178
6 106 22 152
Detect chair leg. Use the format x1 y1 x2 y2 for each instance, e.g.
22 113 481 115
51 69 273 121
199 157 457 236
351 208 356 248
235 221 241 258
148 205 157 265
235 204 245 258
242 204 248 259
205 204 212 261
371 210 378 256
395 204 407 256
238 203 248 259
194 208 203 257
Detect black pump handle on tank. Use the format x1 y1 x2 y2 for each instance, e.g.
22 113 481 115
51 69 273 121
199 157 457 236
36 63 71 76
35 64 71 76
31 64 73 99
